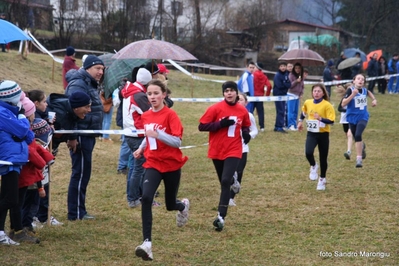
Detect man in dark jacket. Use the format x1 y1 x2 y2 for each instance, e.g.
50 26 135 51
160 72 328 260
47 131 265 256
367 53 379 93
64 55 104 221
272 61 291 133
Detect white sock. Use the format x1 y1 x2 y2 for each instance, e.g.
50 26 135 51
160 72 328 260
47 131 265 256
144 240 152 248
0 230 5 236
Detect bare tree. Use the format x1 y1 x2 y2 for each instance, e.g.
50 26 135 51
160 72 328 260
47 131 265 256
300 0 341 26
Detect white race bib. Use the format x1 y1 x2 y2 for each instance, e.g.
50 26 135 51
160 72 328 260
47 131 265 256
306 120 320 133
354 95 367 110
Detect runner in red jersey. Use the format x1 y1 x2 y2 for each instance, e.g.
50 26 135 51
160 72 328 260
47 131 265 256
198 81 251 231
133 79 189 261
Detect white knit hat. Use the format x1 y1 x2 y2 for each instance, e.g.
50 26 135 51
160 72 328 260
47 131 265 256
0 80 22 105
136 68 152 85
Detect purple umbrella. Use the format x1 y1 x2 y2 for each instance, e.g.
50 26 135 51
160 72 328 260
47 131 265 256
278 49 325 66
112 39 197 61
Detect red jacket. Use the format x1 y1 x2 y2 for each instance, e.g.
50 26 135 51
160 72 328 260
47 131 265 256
62 56 79 89
19 140 54 188
253 70 272 96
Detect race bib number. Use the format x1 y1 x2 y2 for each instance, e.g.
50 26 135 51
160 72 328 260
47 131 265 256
354 95 367 110
227 116 237 137
306 120 320 133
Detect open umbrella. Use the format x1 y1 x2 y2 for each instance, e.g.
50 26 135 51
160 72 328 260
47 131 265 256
337 57 361 70
363 49 383 70
103 58 150 98
98 53 116 67
343 48 366 62
0 19 31 44
278 48 325 66
112 39 197 61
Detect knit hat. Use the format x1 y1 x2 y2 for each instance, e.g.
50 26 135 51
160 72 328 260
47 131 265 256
20 92 36 117
157 63 169 74
145 62 160 75
136 68 152 85
32 118 53 144
327 59 334 67
82 54 88 65
255 62 264 70
69 91 91 108
222 81 238 94
0 80 22 105
66 46 75 56
83 55 104 70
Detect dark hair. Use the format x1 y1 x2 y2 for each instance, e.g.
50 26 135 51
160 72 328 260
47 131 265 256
131 64 145 82
147 79 167 93
278 61 287 66
292 62 303 78
247 61 255 66
25 89 46 103
311 83 329 101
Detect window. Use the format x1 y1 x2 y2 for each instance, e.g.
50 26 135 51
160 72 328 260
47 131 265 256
171 1 182 16
64 0 78 11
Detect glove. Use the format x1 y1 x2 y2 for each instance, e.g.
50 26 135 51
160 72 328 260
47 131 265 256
242 131 251 144
220 117 235 128
18 106 25 115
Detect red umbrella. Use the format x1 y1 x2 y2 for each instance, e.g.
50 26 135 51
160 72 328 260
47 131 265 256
112 39 197 61
278 49 325 66
363 49 383 70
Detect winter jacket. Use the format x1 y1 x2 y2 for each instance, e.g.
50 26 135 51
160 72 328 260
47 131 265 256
19 140 54 188
367 58 379 77
65 68 103 133
121 81 150 137
0 101 34 167
62 56 79 89
237 71 254 96
272 70 291 96
253 70 271 96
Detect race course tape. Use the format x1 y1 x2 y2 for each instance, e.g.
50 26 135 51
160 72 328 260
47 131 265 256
171 95 298 103
305 73 399 86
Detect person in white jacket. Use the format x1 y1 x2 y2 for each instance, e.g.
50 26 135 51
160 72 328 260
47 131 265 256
229 93 258 206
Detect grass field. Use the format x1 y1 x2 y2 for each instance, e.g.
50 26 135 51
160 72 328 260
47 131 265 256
0 51 398 266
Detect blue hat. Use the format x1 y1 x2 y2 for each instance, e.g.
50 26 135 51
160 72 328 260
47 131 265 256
327 59 334 67
66 46 75 56
32 118 53 144
83 55 104 70
69 91 91 108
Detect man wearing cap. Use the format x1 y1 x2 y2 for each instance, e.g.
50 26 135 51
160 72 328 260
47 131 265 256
253 62 271 131
65 55 104 220
121 68 152 208
62 46 79 89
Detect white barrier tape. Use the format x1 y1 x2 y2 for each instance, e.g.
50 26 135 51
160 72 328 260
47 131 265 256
305 73 399 86
55 129 145 135
167 59 227 83
171 95 298 103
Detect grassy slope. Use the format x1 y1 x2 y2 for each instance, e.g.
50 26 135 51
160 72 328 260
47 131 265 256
0 51 398 266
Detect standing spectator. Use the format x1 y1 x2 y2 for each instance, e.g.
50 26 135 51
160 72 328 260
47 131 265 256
341 74 377 168
253 62 271 132
366 53 379 93
133 80 189 261
287 62 304 131
351 52 363 78
121 68 152 208
237 61 256 113
0 13 8 53
323 59 336 97
272 61 291 133
377 56 388 94
198 81 251 231
387 54 398 94
229 93 258 207
64 55 104 220
145 61 160 79
62 46 79 89
99 76 114 143
0 80 34 245
286 63 294 73
336 52 352 80
157 63 169 81
297 83 335 191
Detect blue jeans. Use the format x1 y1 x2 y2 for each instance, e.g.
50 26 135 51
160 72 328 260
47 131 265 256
274 100 286 130
287 96 299 129
387 75 398 93
102 107 113 139
126 153 134 200
118 135 130 171
125 136 145 202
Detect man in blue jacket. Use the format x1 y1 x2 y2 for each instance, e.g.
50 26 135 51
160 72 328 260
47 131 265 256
237 61 256 112
387 54 398 94
65 55 104 221
273 61 291 133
